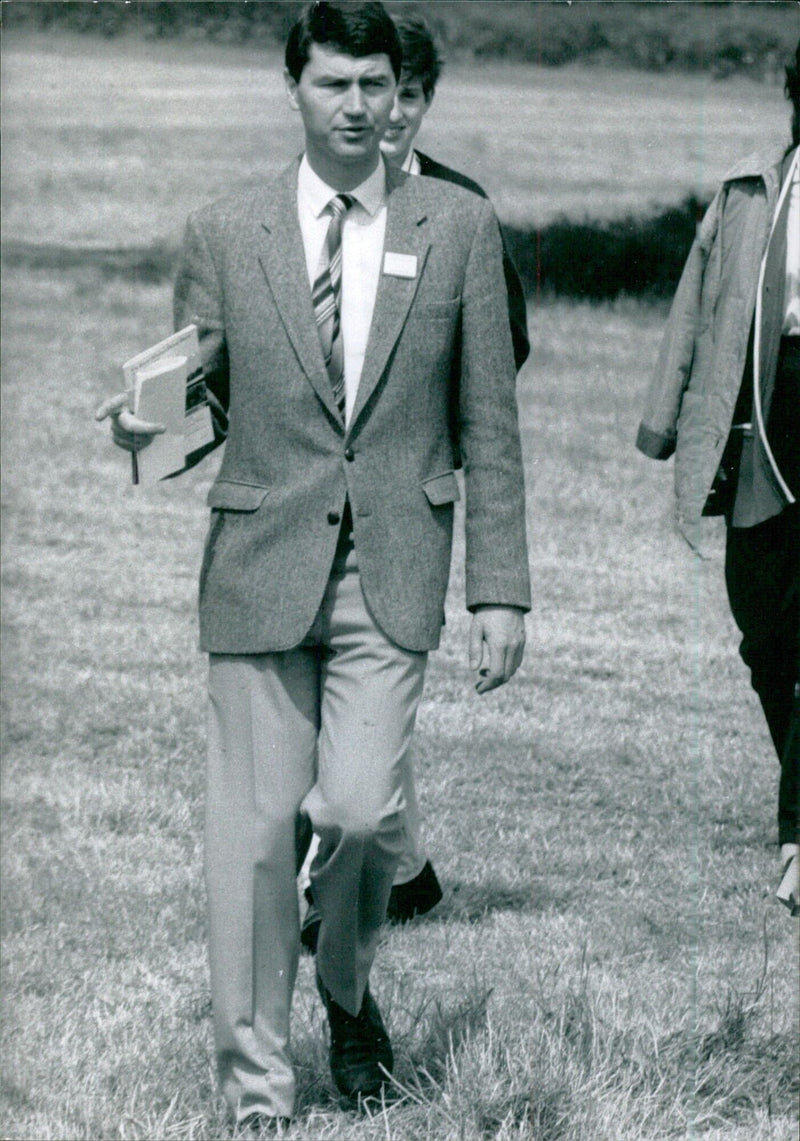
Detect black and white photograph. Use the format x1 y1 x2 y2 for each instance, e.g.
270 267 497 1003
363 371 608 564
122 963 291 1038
1 2 798 1138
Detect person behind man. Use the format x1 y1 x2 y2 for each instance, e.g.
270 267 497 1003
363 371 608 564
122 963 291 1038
97 1 530 1127
637 39 800 917
299 10 532 956
381 13 529 370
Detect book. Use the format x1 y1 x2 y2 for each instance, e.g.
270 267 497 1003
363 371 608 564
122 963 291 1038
122 324 215 484
132 355 190 485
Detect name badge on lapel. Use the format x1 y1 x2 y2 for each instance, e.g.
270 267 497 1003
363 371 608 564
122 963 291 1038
383 252 418 279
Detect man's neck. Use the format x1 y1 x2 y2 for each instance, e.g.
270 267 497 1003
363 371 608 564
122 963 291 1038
304 147 382 192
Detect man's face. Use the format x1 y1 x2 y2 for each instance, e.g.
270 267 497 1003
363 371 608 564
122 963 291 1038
381 73 432 167
285 43 396 185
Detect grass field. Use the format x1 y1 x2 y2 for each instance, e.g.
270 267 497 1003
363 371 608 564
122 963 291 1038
1 30 790 244
2 32 799 1141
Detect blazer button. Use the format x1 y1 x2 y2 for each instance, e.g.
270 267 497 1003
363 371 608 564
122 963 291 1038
327 511 340 525
344 447 355 462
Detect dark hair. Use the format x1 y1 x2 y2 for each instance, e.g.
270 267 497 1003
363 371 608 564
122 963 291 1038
786 37 800 146
394 14 443 98
285 2 402 83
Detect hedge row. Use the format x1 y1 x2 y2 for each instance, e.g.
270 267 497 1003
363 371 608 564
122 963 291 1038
505 196 707 301
3 197 708 301
3 1 797 78
429 1 797 76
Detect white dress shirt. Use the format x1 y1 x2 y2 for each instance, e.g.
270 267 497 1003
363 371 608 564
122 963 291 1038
400 149 422 176
297 156 388 424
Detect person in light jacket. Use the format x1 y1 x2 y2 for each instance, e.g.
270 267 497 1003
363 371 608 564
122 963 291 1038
637 40 799 916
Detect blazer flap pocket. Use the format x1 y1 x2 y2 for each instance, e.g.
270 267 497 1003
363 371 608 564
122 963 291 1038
207 480 270 512
422 471 460 506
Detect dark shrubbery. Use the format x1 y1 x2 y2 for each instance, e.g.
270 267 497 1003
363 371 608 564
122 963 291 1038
504 196 708 301
3 199 707 301
433 1 795 77
4 1 304 44
2 1 797 78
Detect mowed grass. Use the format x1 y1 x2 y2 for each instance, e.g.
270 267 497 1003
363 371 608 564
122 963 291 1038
1 28 790 247
2 265 798 1140
2 31 799 1141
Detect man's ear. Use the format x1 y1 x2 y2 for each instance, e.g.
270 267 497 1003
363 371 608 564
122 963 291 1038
285 68 300 111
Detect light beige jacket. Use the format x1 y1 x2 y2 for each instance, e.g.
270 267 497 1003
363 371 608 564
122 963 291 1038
637 149 787 551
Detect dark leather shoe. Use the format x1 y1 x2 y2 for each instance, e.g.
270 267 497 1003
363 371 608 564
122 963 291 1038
386 859 442 923
316 970 393 1100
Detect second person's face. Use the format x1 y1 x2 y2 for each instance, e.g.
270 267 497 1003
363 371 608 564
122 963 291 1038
381 74 432 167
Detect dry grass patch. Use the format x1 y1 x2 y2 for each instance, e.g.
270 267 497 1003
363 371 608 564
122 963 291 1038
3 263 797 1138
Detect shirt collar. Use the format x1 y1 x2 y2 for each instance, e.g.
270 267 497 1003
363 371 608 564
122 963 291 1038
298 154 388 219
401 149 421 176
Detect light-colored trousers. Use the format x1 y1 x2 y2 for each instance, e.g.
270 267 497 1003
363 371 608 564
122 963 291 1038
299 745 426 891
204 536 428 1121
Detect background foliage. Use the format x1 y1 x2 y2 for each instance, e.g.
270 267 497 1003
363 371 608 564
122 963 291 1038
2 0 799 79
506 197 709 300
0 196 710 300
2 23 793 300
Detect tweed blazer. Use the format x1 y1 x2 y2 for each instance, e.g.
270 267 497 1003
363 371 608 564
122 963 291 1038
174 158 530 654
416 151 530 373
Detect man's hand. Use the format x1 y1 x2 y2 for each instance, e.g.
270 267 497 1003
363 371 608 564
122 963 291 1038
468 605 526 694
94 391 165 452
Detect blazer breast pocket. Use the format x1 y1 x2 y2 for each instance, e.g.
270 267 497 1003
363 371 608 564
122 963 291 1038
206 479 270 512
410 296 461 322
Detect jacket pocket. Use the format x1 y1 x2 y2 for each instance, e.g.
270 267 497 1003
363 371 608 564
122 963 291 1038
410 297 461 320
206 479 270 512
422 470 460 506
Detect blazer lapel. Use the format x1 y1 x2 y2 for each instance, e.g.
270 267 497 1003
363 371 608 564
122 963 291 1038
349 169 431 431
256 161 344 426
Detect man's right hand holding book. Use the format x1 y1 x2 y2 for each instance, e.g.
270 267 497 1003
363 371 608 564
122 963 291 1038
95 391 165 452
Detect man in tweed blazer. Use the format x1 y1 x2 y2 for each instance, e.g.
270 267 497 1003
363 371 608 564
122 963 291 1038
98 1 529 1126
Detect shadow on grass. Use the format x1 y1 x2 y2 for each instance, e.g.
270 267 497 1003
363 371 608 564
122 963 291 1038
404 987 492 1084
289 981 517 1128
386 984 573 1140
408 877 573 924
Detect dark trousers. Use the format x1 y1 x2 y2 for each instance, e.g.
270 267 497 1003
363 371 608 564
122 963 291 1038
725 505 799 844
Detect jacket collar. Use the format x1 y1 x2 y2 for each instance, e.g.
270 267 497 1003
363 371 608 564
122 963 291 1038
256 158 431 435
256 159 338 422
721 148 789 204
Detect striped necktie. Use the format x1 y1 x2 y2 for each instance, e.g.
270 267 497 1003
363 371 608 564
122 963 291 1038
313 193 354 416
